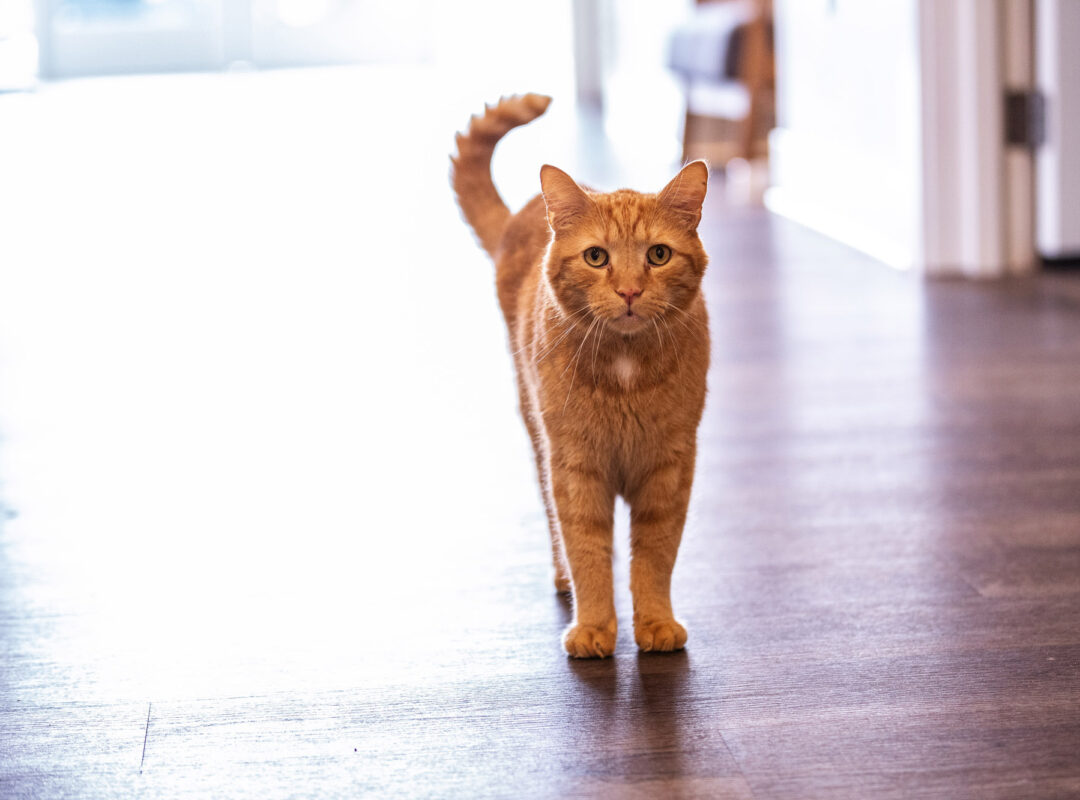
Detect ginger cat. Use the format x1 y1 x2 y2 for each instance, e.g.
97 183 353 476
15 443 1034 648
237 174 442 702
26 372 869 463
451 95 710 658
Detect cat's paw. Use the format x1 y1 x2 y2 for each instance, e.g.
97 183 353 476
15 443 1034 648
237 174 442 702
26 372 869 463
634 618 687 652
563 623 616 658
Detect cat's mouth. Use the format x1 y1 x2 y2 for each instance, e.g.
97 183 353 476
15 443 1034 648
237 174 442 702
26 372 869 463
610 309 647 332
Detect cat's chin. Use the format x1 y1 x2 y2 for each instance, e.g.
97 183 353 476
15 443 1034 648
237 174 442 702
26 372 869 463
608 313 649 335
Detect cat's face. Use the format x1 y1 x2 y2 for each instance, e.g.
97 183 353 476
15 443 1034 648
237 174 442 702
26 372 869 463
540 162 708 335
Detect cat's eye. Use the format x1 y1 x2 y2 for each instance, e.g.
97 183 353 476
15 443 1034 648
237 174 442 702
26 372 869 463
647 244 672 266
583 247 609 268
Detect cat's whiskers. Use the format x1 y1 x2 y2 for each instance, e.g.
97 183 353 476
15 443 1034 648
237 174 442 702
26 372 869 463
657 299 708 335
524 306 591 365
648 317 670 380
532 320 582 365
562 315 601 411
510 304 588 360
660 315 683 372
661 311 697 341
590 319 606 387
643 313 669 373
560 314 599 380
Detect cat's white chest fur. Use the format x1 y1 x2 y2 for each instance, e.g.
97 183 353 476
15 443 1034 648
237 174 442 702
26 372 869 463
613 355 636 387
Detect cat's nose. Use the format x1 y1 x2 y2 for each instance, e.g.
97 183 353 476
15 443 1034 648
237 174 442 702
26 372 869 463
616 287 643 306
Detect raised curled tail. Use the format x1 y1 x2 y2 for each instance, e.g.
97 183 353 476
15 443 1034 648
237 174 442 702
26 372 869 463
451 93 552 257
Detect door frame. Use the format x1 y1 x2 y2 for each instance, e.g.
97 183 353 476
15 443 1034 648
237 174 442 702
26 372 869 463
918 0 1036 278
1035 0 1080 259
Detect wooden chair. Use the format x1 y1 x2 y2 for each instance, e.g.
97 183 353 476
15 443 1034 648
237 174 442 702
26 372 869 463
669 0 775 164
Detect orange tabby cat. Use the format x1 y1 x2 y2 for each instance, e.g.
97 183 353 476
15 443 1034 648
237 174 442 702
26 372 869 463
451 94 709 658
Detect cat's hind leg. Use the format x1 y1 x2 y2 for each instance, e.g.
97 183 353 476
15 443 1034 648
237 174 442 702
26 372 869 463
530 427 571 594
543 493 572 595
517 379 571 593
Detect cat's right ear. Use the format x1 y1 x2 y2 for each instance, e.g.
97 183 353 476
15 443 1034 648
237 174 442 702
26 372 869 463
540 165 591 231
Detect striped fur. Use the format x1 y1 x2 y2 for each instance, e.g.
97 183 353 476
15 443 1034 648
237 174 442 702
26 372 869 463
450 93 552 255
452 97 711 658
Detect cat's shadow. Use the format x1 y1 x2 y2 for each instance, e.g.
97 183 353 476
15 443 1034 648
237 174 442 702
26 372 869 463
566 653 618 699
554 593 618 697
557 591 693 699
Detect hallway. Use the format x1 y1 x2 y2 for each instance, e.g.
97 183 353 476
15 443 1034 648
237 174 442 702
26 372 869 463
1 69 1079 798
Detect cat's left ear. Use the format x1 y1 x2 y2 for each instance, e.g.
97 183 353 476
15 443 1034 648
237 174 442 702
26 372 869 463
657 161 709 229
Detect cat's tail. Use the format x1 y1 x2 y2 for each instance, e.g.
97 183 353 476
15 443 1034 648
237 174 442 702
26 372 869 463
451 93 552 257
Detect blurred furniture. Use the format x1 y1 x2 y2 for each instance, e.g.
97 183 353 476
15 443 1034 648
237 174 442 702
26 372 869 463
668 0 774 164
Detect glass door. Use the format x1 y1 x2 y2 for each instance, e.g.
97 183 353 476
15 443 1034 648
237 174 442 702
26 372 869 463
39 0 225 77
36 0 436 78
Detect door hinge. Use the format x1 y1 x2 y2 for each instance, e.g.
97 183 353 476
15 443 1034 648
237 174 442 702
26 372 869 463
1005 89 1045 148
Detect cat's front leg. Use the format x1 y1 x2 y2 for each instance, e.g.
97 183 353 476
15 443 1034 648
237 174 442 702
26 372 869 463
626 457 694 652
548 454 617 658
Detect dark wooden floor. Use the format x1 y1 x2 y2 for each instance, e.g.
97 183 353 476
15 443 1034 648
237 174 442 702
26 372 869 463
1 70 1079 799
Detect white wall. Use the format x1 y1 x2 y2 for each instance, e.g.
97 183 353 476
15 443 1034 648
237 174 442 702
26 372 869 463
766 0 924 269
1036 0 1080 258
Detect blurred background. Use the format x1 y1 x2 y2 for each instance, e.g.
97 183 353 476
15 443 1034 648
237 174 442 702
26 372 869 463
2 0 1076 271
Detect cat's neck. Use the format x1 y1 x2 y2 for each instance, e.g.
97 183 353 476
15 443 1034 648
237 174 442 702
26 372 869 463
544 304 699 389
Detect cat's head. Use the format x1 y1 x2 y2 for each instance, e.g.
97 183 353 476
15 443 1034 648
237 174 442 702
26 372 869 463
539 161 708 335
